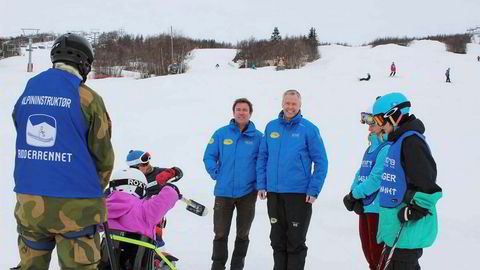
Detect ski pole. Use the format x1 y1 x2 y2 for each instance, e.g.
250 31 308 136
103 222 120 270
377 223 405 270
165 177 208 216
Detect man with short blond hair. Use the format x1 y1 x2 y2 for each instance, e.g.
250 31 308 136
257 89 328 270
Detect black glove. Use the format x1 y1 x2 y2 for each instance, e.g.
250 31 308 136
343 192 364 215
171 167 183 181
397 203 430 223
160 183 182 199
343 192 356 212
353 200 364 215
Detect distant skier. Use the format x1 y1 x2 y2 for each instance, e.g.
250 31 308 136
359 73 371 81
389 62 396 77
477 56 480 62
445 68 451 83
216 63 220 68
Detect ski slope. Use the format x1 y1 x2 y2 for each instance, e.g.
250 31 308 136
1 41 480 269
185 48 239 73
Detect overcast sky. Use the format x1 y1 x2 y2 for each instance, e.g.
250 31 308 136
1 0 479 45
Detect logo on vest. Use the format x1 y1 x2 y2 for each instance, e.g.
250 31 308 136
361 160 373 168
384 157 395 168
291 133 300 138
223 139 233 145
26 114 56 147
244 140 253 145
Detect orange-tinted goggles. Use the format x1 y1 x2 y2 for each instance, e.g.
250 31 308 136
373 114 387 126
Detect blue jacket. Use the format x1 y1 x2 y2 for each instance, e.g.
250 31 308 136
203 119 263 198
351 134 390 213
256 111 328 197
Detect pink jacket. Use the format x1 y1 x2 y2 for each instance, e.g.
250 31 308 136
106 186 179 240
390 64 396 72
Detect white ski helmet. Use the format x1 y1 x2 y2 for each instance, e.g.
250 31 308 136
109 168 148 198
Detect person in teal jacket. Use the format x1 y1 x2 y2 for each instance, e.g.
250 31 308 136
256 89 328 270
372 92 442 270
203 98 263 270
344 109 390 270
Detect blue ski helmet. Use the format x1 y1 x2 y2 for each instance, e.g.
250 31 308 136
372 92 411 126
373 92 410 115
126 150 151 167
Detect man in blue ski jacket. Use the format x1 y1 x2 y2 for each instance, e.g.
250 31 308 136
203 98 263 270
372 92 442 270
256 89 328 270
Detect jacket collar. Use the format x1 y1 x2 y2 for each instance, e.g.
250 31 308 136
53 62 83 80
229 119 256 136
278 110 302 125
388 115 425 142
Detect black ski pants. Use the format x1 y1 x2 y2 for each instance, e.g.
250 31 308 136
382 247 423 270
211 191 257 270
267 192 312 270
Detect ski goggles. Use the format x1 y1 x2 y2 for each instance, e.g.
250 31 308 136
373 101 411 127
139 152 151 164
360 112 376 126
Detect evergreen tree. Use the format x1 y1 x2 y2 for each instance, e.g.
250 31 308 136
271 27 282 41
307 27 319 61
308 27 318 46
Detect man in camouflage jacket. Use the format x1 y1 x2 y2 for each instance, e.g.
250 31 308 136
12 33 114 270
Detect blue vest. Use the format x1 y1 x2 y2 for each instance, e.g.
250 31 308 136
379 131 426 208
13 68 102 198
358 142 388 206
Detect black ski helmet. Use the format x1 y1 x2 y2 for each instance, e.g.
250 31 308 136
50 33 94 82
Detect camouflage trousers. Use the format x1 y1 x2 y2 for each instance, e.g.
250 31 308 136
14 194 105 270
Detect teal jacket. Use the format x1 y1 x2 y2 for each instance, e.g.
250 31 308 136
351 134 390 213
377 191 442 248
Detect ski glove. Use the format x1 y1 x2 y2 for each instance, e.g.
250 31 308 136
155 169 176 185
397 203 430 223
343 192 364 215
171 167 183 181
343 192 356 211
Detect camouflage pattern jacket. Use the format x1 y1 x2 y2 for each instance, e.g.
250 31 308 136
13 63 114 232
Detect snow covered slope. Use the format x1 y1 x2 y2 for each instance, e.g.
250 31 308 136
1 41 479 269
185 48 238 73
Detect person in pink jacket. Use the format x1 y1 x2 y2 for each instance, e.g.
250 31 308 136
389 62 396 77
106 168 181 240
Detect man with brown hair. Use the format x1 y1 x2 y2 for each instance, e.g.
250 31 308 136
203 98 263 270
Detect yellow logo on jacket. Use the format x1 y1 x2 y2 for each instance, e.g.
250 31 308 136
208 138 214 144
223 139 233 145
270 132 280 138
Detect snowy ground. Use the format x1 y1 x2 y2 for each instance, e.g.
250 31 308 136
1 41 479 269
